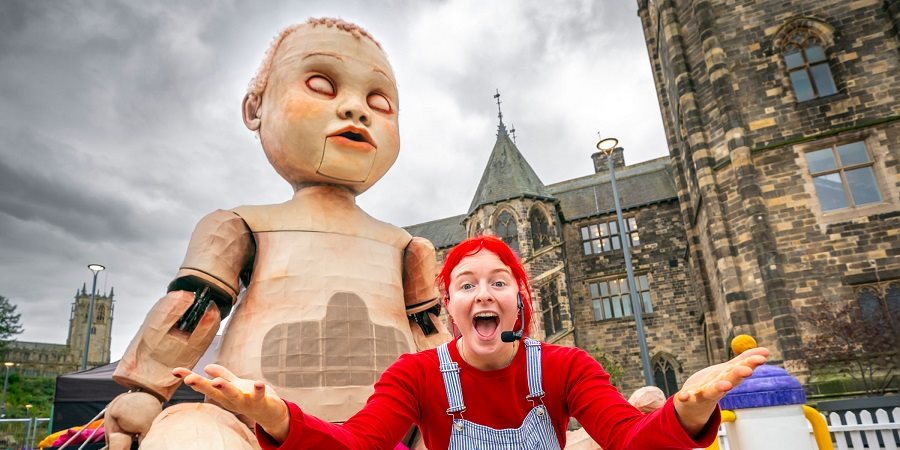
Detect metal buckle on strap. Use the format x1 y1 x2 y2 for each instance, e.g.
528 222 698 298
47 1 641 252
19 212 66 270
526 393 546 408
446 407 466 419
440 362 459 373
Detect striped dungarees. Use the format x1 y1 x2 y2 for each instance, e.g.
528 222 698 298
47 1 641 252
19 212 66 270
437 338 562 450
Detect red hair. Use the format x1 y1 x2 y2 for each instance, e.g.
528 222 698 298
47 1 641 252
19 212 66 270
436 235 532 337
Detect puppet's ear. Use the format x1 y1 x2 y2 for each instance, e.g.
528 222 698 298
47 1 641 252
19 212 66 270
242 93 262 131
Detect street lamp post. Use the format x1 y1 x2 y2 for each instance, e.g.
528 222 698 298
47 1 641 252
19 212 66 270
24 404 33 450
81 264 105 370
1 362 13 417
597 136 654 386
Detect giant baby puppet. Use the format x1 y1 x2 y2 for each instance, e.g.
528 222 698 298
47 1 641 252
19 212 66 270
105 18 451 449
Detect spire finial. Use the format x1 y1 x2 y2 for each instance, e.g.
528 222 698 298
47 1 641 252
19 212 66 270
510 124 517 143
493 89 508 136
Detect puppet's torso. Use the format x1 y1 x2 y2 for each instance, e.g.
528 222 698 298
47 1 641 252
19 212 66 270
217 187 415 422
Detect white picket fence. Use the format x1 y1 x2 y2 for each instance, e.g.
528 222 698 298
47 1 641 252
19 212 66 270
714 407 900 450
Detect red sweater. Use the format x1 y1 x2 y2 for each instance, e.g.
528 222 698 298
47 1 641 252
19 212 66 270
258 338 719 449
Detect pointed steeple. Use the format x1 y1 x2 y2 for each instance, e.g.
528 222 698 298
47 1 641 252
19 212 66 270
468 98 553 213
109 286 115 299
494 89 508 138
81 282 87 295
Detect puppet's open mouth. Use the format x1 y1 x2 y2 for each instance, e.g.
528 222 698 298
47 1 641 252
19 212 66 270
339 131 367 143
328 126 375 149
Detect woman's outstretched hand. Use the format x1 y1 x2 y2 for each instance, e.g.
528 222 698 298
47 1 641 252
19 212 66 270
173 364 290 442
673 347 770 438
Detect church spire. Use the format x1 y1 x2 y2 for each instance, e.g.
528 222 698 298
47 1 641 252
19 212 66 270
467 100 553 213
494 89 508 137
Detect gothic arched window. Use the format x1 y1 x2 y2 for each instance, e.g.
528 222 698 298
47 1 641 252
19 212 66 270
97 305 106 322
470 220 483 237
887 283 900 333
857 282 900 333
529 208 552 251
495 211 519 253
782 29 837 102
540 281 562 337
653 357 679 397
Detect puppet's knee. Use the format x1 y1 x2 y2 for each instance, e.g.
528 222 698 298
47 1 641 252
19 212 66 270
139 403 259 450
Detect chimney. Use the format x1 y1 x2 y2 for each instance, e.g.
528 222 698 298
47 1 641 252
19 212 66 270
591 147 625 174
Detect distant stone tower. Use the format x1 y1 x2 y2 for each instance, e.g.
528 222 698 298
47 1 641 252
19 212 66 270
67 284 115 367
462 102 576 345
637 0 900 375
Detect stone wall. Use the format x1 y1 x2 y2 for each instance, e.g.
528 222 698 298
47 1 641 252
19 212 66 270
638 0 900 374
563 199 709 392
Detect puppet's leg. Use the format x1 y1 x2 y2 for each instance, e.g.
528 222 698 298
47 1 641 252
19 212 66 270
563 428 602 450
139 403 259 450
105 392 163 450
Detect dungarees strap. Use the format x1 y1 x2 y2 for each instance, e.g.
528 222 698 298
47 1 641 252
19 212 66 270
524 338 544 400
437 343 466 413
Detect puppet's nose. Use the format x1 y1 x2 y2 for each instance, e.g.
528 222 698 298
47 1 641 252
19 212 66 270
337 99 370 126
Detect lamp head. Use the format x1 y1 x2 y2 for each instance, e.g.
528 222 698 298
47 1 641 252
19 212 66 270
596 137 619 156
3 362 12 368
88 264 105 273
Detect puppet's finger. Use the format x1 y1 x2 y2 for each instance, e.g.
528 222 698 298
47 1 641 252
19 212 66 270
204 363 239 382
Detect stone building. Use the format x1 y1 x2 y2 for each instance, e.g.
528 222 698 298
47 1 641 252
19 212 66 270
636 0 899 389
406 118 710 394
406 0 899 396
4 286 114 377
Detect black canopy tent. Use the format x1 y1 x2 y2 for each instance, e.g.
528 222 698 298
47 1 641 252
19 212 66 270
52 336 221 432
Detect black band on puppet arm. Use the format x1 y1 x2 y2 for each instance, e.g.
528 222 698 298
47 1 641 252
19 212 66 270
168 275 235 326
407 301 443 336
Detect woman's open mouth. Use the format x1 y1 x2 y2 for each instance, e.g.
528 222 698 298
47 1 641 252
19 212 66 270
473 311 500 338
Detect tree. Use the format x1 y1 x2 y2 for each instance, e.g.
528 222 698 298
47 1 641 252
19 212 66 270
0 295 24 355
589 347 625 389
796 300 897 396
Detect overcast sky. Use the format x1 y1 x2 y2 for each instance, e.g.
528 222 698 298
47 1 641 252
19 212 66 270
0 0 668 360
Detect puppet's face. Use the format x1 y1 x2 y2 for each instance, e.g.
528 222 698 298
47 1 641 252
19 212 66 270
254 26 400 194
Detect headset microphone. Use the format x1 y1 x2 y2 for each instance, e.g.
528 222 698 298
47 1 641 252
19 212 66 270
500 294 525 343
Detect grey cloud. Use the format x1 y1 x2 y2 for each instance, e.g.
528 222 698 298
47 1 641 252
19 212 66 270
0 0 667 360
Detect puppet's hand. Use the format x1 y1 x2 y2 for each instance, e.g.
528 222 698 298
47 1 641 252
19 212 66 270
673 347 769 437
173 364 289 441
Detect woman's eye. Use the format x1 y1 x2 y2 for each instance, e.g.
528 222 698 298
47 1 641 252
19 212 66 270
367 93 391 112
461 283 474 290
493 281 507 288
306 76 335 95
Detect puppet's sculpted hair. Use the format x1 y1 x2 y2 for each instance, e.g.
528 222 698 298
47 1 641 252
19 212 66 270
247 17 384 99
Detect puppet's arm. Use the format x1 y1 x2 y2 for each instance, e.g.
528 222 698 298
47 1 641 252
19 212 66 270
403 237 452 351
112 210 254 401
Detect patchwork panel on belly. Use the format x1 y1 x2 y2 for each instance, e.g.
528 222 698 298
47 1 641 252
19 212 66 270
260 291 411 388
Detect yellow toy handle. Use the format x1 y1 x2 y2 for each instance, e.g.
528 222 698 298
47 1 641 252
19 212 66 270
705 408 833 450
705 410 736 450
803 405 834 450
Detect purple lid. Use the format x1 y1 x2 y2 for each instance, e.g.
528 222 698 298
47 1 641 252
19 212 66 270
718 364 806 410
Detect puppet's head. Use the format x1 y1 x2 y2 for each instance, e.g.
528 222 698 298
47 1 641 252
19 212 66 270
243 18 399 195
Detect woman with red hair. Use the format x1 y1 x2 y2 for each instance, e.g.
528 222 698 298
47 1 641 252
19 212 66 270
176 235 768 449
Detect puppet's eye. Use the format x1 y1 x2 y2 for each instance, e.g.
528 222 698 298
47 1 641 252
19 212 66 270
367 93 392 113
306 76 335 95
